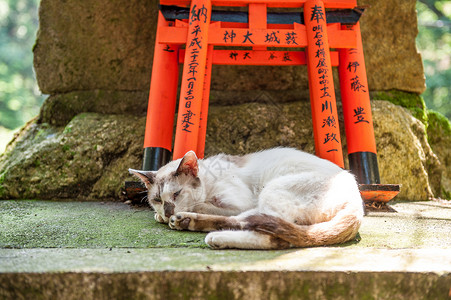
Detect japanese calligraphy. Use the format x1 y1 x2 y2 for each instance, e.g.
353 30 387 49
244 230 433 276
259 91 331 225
310 5 325 23
242 31 255 44
265 31 280 44
190 4 208 24
323 133 339 144
163 45 174 52
189 37 202 49
181 110 196 132
187 48 200 81
223 30 236 43
316 58 327 68
350 75 366 92
322 116 337 128
268 52 277 60
191 25 201 37
285 32 298 45
353 107 369 124
347 61 360 73
187 60 198 78
182 18 205 133
315 48 325 58
282 52 292 62
309 7 341 155
322 100 332 114
228 51 253 60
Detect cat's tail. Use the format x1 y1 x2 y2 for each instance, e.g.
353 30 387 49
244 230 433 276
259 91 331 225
243 204 363 247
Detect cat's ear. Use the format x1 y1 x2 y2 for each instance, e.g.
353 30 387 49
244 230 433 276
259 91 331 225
129 169 156 188
175 151 198 177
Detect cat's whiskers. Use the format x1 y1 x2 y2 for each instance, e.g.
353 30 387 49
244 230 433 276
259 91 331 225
140 194 148 203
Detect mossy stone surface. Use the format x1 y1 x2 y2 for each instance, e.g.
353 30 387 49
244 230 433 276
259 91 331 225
0 113 145 200
1 100 448 201
1 200 451 299
1 199 451 252
0 200 206 249
427 111 451 199
372 90 428 125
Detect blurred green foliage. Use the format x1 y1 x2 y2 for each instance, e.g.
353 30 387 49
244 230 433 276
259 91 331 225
0 0 44 130
416 0 451 120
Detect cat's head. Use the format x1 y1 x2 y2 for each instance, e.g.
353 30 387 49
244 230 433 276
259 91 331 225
129 151 203 223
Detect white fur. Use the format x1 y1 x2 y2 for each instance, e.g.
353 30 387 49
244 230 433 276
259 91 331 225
205 231 276 250
200 148 361 222
131 148 364 249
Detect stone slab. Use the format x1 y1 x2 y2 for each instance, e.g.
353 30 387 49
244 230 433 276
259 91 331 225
1 200 451 251
1 271 450 300
1 200 451 299
1 248 451 274
0 200 206 249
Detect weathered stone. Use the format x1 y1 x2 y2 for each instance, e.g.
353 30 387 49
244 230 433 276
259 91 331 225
38 90 148 127
371 101 440 200
33 0 158 94
0 113 145 200
206 100 441 201
1 200 451 298
427 111 451 199
359 0 426 94
33 0 425 106
371 90 428 125
0 100 446 201
1 269 450 299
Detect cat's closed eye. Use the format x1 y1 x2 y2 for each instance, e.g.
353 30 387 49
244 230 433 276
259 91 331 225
153 197 162 203
173 190 182 200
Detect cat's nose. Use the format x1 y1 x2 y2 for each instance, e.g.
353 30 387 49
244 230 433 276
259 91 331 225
164 202 175 218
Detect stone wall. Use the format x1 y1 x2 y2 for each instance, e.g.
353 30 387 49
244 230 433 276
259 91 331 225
34 0 425 119
0 100 448 201
1 0 450 201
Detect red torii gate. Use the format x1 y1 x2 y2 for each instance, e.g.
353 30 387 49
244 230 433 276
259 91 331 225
137 0 400 202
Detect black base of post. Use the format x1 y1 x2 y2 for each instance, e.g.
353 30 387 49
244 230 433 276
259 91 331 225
142 147 172 171
348 151 380 185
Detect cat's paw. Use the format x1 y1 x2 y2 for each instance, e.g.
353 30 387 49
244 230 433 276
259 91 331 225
154 213 166 223
205 232 229 249
169 212 195 230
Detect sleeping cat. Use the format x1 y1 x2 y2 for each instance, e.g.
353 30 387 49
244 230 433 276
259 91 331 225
129 147 364 249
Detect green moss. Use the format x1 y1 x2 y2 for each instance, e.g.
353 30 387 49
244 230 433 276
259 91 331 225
33 159 41 167
0 171 5 185
63 126 72 134
373 90 428 125
427 110 451 138
0 200 207 249
0 172 5 198
427 110 451 199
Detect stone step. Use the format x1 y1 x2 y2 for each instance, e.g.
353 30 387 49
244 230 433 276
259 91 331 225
1 200 450 299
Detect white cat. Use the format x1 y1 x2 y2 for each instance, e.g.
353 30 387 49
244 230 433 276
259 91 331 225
130 147 364 249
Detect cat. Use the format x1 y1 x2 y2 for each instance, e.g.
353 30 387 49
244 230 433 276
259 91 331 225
129 147 364 250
